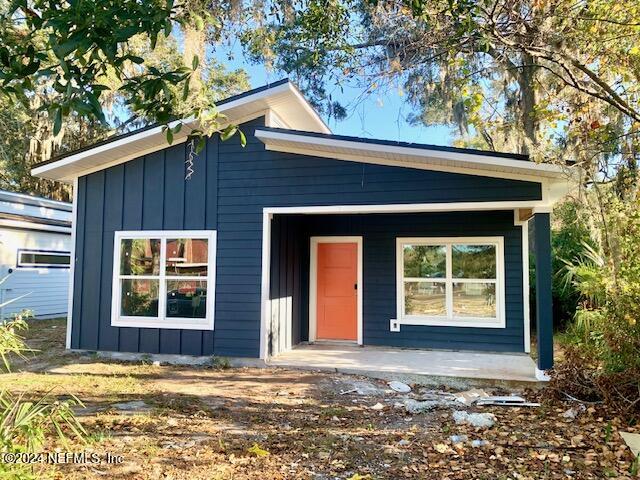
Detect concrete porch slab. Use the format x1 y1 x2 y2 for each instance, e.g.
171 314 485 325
269 344 539 387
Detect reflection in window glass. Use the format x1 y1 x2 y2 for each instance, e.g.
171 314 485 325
120 239 160 275
403 245 446 278
166 280 207 318
452 245 496 279
18 252 70 267
452 282 496 318
120 279 159 316
165 239 208 277
404 281 446 316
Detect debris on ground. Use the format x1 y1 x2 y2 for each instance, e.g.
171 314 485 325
620 432 640 457
452 410 497 429
454 388 489 405
418 389 457 401
371 402 385 410
475 396 540 407
449 434 468 443
471 439 488 448
339 388 358 395
337 379 384 396
387 380 411 393
7 318 640 480
562 404 587 419
403 398 457 414
111 400 152 414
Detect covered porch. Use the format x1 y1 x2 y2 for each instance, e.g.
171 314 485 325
261 205 554 382
269 343 539 383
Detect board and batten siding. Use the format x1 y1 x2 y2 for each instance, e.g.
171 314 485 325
71 116 541 357
269 212 524 355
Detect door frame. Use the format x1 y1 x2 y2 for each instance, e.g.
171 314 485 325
309 236 363 345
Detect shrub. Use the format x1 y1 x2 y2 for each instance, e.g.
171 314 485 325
553 195 640 416
0 317 87 479
551 200 593 328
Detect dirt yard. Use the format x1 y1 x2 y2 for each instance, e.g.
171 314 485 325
3 319 639 479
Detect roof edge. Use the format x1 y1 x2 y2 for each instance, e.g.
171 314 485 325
31 79 330 178
255 127 575 185
0 189 72 211
257 126 531 162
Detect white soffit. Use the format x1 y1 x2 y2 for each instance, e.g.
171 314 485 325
31 81 330 182
255 128 577 190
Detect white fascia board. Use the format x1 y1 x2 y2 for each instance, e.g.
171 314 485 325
0 218 71 234
0 190 72 211
263 200 550 216
0 200 73 223
31 118 192 181
255 129 574 184
285 83 332 134
31 81 330 182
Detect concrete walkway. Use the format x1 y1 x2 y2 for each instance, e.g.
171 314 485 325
269 344 539 385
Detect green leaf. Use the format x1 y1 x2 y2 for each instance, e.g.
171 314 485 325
193 14 204 31
239 130 247 147
195 136 206 154
220 125 237 141
192 54 199 71
182 80 190 101
53 108 62 136
22 59 40 76
166 127 173 144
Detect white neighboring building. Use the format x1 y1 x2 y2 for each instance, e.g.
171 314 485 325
0 190 72 319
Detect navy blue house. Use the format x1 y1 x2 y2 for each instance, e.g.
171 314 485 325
32 80 576 379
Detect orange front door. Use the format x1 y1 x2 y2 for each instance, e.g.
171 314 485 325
316 242 358 341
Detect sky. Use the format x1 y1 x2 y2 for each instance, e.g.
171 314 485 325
214 43 455 146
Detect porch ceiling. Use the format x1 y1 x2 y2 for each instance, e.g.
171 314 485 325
269 344 539 384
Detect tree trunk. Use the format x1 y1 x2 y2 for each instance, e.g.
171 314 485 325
183 27 205 92
517 52 538 155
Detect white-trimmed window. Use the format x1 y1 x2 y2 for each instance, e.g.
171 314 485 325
396 237 505 328
111 231 216 330
17 249 71 268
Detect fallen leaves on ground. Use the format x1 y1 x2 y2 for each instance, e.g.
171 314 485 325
3 319 639 479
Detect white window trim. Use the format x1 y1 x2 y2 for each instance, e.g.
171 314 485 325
111 230 216 330
16 249 71 269
395 237 506 329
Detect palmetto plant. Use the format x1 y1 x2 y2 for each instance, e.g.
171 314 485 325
0 312 87 479
0 389 87 453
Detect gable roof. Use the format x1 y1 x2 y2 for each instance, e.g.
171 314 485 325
32 79 330 182
30 80 578 203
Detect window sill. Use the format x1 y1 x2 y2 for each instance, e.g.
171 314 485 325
398 316 505 329
111 317 213 330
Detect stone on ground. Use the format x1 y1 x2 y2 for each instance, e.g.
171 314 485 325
452 410 496 429
388 380 412 393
